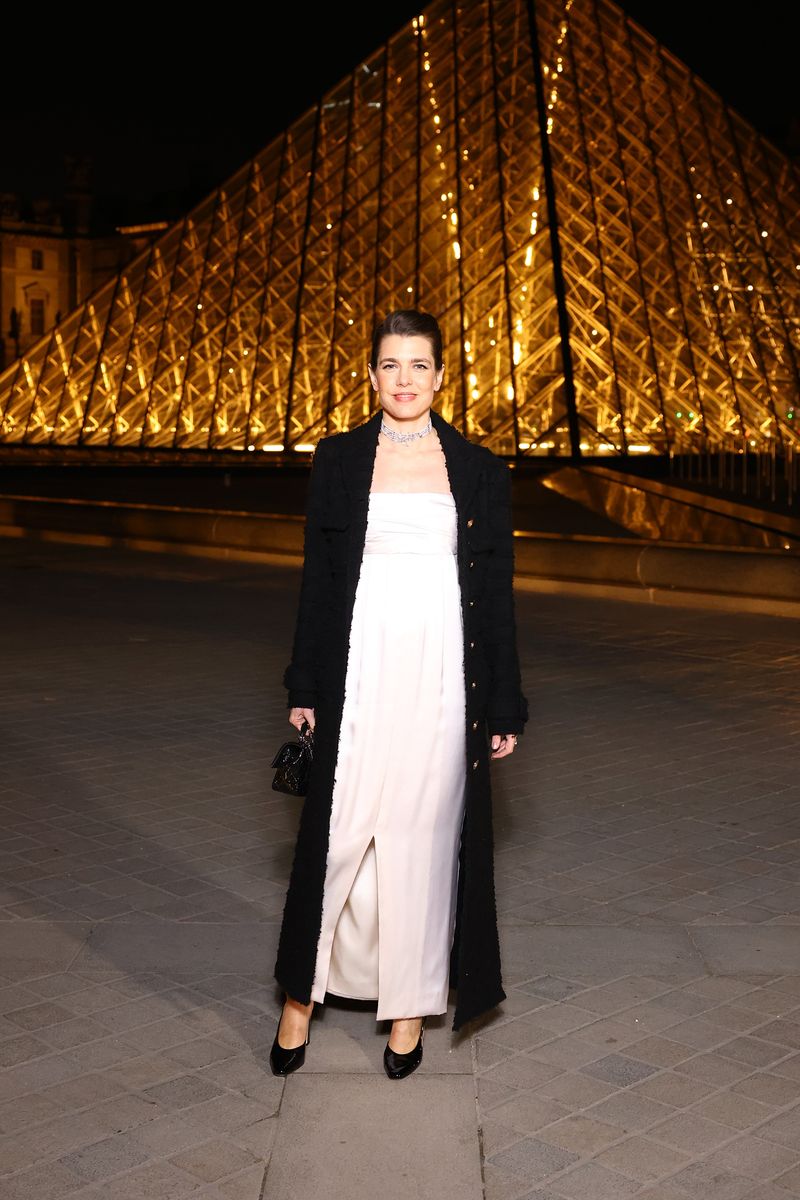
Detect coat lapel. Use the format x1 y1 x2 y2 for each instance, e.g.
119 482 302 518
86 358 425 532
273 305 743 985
337 407 486 596
338 406 484 521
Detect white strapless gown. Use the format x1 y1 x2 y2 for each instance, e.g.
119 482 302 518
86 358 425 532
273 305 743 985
309 491 467 1020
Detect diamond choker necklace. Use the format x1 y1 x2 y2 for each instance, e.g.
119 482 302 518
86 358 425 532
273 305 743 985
380 415 433 444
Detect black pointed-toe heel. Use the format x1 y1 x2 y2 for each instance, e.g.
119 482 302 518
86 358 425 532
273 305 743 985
383 1018 426 1080
270 1008 312 1076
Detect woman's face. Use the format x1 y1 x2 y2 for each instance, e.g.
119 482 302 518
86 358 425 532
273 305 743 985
368 334 444 424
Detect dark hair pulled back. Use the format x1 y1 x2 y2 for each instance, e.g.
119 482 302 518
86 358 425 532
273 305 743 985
369 309 443 371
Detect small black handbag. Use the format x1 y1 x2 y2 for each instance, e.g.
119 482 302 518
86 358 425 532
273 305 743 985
271 720 314 796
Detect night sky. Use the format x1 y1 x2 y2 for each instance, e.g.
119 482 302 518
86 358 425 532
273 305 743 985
2 3 797 232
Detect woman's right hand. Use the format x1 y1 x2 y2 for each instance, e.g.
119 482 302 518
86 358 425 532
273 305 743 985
289 706 315 733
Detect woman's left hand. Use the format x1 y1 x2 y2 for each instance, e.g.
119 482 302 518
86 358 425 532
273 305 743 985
490 733 518 759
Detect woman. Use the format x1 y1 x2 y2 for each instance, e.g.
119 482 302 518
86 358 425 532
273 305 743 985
272 309 528 1080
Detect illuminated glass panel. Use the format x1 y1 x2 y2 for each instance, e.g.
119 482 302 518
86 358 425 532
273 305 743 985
0 0 797 455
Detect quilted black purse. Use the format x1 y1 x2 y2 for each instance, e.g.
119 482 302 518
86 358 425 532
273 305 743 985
271 720 314 796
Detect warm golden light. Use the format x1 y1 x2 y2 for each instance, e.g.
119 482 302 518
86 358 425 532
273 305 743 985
0 0 796 459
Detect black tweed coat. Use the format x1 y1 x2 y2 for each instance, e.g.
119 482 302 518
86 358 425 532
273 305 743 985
274 406 529 1031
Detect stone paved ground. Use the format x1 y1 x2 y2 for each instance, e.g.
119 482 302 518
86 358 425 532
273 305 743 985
1 538 799 1199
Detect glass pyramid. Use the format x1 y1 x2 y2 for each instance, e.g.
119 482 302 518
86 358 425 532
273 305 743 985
1 0 798 457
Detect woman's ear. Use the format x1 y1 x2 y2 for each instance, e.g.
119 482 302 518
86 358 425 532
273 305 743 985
434 364 445 392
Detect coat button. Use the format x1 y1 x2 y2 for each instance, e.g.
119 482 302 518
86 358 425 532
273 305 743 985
467 517 474 527
469 640 475 648
472 720 479 730
471 680 477 689
472 759 479 769
469 599 475 607
469 560 474 569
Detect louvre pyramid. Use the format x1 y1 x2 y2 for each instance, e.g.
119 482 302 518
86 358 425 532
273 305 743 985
2 0 799 456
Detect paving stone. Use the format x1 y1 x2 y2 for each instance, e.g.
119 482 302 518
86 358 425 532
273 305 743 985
475 1037 514 1071
525 1005 597 1036
647 1111 735 1154
689 1089 777 1130
573 978 672 1015
548 1161 640 1198
731 1072 800 1107
38 1072 126 1111
58 1132 150 1183
129 1112 211 1157
666 1160 761 1200
140 1073 224 1112
535 1113 625 1155
757 1108 800 1151
483 1161 543 1200
718 1036 793 1068
735 989 800 1017
632 1071 715 1107
490 1092 571 1134
481 1055 564 1092
673 1053 753 1087
595 1134 692 1182
0 1159 85 1199
518 977 587 1003
0 1034 52 1069
662 1017 734 1051
624 1035 696 1067
481 1118 527 1158
229 1116 277 1160
703 1133 800 1179
15 1105 115 1161
0 924 93 982
757 1019 800 1050
488 1136 579 1181
633 1187 693 1200
186 1093 274 1135
529 1037 607 1070
265 1074 482 1198
487 1016 567 1052
773 1164 800 1194
61 1035 143 1072
769 980 800 1000
566 1014 639 1048
0 1091 63 1134
101 1054 186 1091
4 1001 77 1031
92 1159 202 1199
169 1138 259 1183
214 1165 268 1200
774 1054 800 1082
693 929 800 975
533 1071 616 1108
579 1052 659 1086
703 1005 767 1034
479 1076 519 1111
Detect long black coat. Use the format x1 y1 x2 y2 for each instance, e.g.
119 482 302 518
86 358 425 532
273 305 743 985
274 406 529 1031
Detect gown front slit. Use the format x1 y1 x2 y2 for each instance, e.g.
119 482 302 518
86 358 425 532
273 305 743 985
309 489 467 1020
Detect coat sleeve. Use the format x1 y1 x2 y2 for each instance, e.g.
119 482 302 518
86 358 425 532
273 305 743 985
282 437 333 710
484 458 529 736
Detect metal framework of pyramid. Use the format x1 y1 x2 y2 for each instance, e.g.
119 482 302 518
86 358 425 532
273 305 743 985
1 0 798 457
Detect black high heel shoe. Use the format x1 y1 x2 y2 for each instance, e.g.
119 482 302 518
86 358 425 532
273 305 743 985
384 1017 426 1080
270 1004 312 1076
